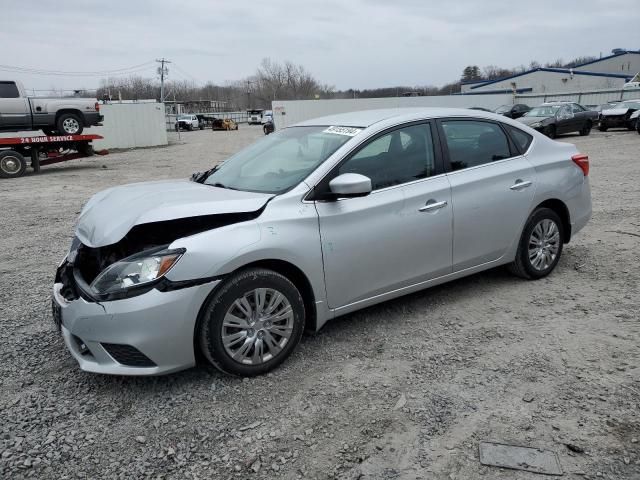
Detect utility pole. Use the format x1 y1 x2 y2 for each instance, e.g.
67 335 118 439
246 80 252 109
156 58 171 103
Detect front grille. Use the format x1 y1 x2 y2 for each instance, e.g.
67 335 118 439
101 343 156 367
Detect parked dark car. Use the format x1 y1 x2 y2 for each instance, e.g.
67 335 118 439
494 104 531 119
599 100 640 131
517 102 598 138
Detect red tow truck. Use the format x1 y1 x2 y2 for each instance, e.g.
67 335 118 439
0 134 107 178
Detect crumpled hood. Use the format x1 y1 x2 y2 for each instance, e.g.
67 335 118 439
76 179 273 247
602 108 630 116
517 116 550 125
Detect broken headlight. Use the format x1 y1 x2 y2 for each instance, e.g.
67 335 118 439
90 247 185 296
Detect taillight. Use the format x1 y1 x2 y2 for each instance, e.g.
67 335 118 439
572 153 589 176
95 102 100 112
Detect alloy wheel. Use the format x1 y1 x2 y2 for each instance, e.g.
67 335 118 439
528 219 560 271
62 118 80 134
221 288 294 365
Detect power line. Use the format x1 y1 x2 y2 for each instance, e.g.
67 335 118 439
0 61 156 77
171 63 199 84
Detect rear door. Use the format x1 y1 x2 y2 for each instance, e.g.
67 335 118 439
0 81 30 129
437 118 537 271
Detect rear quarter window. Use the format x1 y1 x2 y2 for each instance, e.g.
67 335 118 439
505 125 533 153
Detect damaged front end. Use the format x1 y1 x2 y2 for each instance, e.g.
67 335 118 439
56 212 260 303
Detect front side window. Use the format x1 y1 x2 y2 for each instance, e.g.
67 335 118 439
337 124 436 190
205 126 353 193
441 120 513 171
571 104 586 113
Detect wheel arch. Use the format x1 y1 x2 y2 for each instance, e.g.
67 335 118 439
55 109 85 124
192 258 318 363
534 198 571 243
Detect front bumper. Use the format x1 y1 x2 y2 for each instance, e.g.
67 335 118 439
601 116 629 128
52 279 219 375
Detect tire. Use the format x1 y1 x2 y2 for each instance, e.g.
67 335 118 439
598 123 608 132
543 125 556 139
41 128 57 136
579 121 592 136
0 150 27 178
76 143 94 156
197 268 305 376
56 113 83 135
508 208 564 280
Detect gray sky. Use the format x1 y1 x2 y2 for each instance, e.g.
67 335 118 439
2 0 637 93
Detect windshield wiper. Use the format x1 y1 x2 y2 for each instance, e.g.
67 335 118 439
190 165 219 183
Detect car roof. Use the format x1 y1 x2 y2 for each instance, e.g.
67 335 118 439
292 107 513 128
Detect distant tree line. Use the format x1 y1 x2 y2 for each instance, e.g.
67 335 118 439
96 54 600 110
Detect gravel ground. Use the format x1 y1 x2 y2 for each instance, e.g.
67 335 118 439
1 125 639 479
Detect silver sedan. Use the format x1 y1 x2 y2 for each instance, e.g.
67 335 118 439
52 108 591 376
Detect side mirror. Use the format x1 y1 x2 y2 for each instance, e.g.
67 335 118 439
328 173 372 198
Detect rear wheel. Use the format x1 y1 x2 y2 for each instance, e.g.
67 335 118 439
56 113 83 135
508 208 564 280
598 123 608 132
579 121 592 136
197 268 305 376
543 125 556 139
0 150 27 178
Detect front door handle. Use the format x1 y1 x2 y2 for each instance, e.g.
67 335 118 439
510 180 532 191
419 200 448 212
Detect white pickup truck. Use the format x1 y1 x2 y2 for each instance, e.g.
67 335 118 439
0 80 103 135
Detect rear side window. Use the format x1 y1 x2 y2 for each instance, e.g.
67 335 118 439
504 125 533 153
440 120 513 171
0 82 20 98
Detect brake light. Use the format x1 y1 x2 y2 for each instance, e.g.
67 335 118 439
572 153 589 176
95 102 100 112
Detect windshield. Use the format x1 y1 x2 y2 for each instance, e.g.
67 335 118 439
494 105 511 113
525 105 562 117
204 126 355 194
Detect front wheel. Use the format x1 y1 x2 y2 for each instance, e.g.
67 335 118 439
197 268 305 376
508 208 564 280
0 150 27 178
56 113 83 135
598 123 608 132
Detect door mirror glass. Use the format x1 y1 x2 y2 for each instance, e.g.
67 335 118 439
329 173 372 198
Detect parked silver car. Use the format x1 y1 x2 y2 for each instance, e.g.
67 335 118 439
52 108 592 376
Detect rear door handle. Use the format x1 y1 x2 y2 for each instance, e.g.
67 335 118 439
510 180 532 191
419 200 448 212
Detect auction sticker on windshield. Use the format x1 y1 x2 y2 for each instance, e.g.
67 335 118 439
323 126 362 136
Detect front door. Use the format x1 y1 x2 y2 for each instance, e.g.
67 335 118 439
314 122 453 309
438 119 537 271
